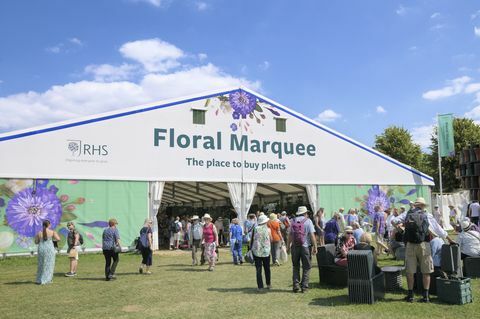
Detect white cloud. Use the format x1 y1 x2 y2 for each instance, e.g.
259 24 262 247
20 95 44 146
376 106 386 114
411 125 434 150
195 1 208 11
396 5 407 16
465 82 480 94
45 44 63 54
314 109 342 123
0 39 261 133
465 105 480 120
430 24 445 31
69 37 84 46
131 0 164 7
259 61 270 71
119 38 184 72
430 12 441 19
472 10 480 20
198 53 208 61
475 27 480 37
84 63 137 82
422 76 472 100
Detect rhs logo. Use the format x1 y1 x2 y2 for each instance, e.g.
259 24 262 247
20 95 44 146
67 140 108 157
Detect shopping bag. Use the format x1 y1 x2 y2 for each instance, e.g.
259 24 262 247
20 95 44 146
244 250 254 264
279 243 288 263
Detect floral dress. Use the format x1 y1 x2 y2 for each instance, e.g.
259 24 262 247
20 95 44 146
36 236 56 284
252 225 271 258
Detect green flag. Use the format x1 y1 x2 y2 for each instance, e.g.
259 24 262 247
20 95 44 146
438 114 455 157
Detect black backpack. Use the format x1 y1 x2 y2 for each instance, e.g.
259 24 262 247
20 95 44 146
404 208 430 244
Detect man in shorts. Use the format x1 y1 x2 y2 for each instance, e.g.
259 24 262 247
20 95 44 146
393 197 433 302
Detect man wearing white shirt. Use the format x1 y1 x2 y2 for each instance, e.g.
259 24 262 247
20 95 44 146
468 201 480 226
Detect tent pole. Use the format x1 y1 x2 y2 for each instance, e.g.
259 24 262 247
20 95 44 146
437 114 443 214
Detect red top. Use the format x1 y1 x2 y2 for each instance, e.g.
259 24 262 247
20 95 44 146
203 223 215 243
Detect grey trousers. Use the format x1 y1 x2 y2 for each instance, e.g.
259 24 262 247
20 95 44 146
291 246 311 289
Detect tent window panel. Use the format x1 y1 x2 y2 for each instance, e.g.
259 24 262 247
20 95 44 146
275 118 286 132
192 110 206 125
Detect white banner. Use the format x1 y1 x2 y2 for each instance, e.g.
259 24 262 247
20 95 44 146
0 88 434 186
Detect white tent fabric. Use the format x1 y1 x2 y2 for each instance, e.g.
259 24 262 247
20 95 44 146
227 182 257 226
305 184 318 214
433 190 470 230
149 181 165 250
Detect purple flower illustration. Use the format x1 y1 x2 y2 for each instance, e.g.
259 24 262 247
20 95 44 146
364 185 390 215
229 91 256 118
0 198 5 207
5 187 62 237
232 112 240 120
15 235 33 249
230 123 238 132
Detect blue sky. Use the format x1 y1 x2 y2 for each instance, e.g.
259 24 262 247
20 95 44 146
1 0 480 151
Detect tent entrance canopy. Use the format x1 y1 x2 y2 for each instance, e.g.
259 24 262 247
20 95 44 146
160 182 311 222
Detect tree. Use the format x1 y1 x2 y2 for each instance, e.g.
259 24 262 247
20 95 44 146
428 118 480 192
374 126 427 172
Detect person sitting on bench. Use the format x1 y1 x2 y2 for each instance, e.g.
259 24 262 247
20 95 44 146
334 226 356 267
458 219 480 260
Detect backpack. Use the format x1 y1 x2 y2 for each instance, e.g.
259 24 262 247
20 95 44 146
174 222 181 233
139 227 149 248
404 208 430 244
291 218 307 246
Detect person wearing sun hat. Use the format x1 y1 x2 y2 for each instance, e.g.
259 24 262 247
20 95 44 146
202 214 219 271
286 206 317 293
334 226 356 267
392 197 433 302
457 218 480 259
189 215 203 266
251 214 272 291
267 213 283 266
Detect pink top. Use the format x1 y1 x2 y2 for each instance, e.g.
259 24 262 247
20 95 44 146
203 223 215 243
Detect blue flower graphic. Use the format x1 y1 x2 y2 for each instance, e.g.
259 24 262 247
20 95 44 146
6 187 62 237
365 185 390 215
230 123 238 132
232 112 240 120
229 91 256 118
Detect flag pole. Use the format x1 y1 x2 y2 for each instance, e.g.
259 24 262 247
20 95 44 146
437 114 443 216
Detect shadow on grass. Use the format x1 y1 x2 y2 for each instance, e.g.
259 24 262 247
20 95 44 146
208 287 292 294
4 281 36 285
166 267 208 272
309 295 349 306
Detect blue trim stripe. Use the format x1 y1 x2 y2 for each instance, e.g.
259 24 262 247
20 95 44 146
246 91 434 183
0 88 433 182
0 89 238 142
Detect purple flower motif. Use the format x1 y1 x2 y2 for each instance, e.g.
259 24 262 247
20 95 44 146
15 235 33 249
229 91 256 118
36 179 49 188
49 185 59 194
230 123 238 132
364 185 390 215
232 112 240 120
5 187 62 237
0 198 5 207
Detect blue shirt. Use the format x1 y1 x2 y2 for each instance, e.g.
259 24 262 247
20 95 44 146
324 218 340 243
102 227 120 250
353 228 364 244
230 224 243 241
289 216 315 248
430 237 444 267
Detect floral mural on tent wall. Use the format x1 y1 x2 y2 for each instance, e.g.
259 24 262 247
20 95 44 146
204 90 282 134
0 179 107 253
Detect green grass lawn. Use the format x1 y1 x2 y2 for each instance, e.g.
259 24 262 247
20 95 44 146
0 248 478 319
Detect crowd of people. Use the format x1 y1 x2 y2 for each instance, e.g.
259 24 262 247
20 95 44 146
33 199 480 303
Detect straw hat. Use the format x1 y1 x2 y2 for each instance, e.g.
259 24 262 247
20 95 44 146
344 226 353 233
281 211 287 215
413 197 427 206
269 213 277 220
257 215 269 225
296 206 309 216
461 219 472 231
191 215 199 220
203 214 212 220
